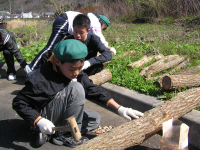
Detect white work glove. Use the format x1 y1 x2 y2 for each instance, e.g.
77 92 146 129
110 47 116 55
37 118 55 135
117 106 144 121
71 78 77 82
82 60 91 70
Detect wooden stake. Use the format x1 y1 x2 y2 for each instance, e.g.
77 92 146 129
74 88 200 150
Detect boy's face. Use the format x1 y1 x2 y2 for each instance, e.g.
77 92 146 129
55 58 84 79
73 26 90 43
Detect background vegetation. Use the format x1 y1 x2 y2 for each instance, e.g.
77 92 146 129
1 0 200 110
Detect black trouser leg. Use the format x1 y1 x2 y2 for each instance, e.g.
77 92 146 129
3 50 16 75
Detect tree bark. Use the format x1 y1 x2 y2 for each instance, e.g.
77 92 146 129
147 56 190 82
89 69 112 85
140 55 180 76
118 50 136 58
74 88 200 150
161 74 200 90
174 65 200 75
127 54 164 69
145 55 185 77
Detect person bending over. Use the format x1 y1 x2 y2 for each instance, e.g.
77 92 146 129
13 39 143 148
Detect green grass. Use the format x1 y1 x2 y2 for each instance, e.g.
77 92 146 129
102 19 200 110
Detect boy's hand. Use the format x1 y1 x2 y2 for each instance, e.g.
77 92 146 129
82 60 91 70
117 106 143 121
37 118 55 135
110 47 116 55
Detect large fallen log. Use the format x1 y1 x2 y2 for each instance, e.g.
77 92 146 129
161 74 200 90
140 55 180 76
89 69 112 85
145 55 185 77
74 88 200 150
127 54 164 69
174 65 200 75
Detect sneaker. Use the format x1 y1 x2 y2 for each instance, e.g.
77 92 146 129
52 135 89 148
36 132 51 147
24 65 32 74
8 73 16 81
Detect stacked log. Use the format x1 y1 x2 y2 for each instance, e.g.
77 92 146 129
174 65 200 75
127 54 164 69
148 56 190 81
74 87 200 150
89 69 112 85
140 55 184 77
161 74 200 90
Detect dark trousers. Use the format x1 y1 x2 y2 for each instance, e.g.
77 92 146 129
3 50 16 74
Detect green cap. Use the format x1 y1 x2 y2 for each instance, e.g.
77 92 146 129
97 15 110 27
53 39 88 61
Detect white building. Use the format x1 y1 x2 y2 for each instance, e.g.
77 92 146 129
21 12 33 18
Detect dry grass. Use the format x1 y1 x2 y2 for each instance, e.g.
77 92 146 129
6 19 39 29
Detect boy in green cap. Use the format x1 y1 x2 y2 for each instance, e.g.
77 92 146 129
13 39 143 148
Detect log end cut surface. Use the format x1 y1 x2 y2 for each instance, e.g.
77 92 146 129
162 76 172 90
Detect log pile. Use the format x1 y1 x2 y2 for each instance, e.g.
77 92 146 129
127 53 200 90
140 55 184 77
74 87 200 150
127 54 164 69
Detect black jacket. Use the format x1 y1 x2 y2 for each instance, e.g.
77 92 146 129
65 32 112 66
12 62 111 126
0 28 26 67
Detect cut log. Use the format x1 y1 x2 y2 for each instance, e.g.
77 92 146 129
139 55 180 76
145 55 185 77
174 65 200 75
161 74 200 90
127 54 164 69
147 56 190 82
74 88 200 150
118 50 136 58
89 69 112 85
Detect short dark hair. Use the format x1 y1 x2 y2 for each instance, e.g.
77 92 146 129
73 14 90 30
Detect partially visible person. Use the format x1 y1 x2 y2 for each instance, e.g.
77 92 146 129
37 14 112 76
12 39 143 148
0 28 27 80
24 11 116 74
65 14 112 76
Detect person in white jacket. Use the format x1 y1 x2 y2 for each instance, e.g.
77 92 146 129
25 11 116 74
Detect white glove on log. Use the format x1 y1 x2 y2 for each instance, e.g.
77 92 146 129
37 118 55 135
117 106 144 121
82 60 91 70
110 47 116 55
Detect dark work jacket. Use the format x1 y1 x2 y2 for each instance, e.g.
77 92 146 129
0 28 26 67
12 62 111 126
65 32 112 66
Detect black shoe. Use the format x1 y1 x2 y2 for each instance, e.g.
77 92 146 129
52 135 89 148
36 132 51 147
